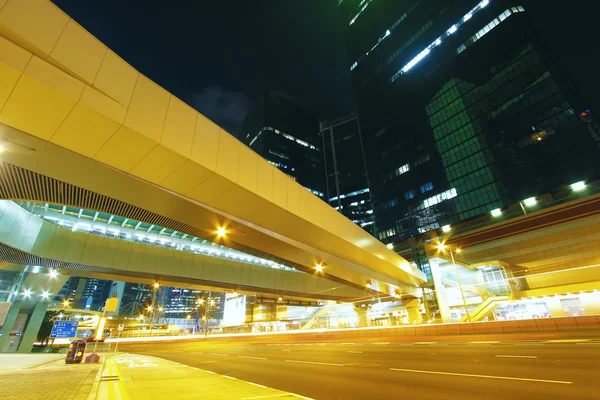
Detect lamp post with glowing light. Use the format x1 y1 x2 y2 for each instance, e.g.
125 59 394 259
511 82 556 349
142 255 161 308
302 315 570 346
437 243 471 322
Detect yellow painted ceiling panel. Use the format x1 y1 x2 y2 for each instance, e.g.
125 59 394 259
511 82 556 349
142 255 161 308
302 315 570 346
124 75 170 142
24 56 84 100
191 113 220 172
93 126 157 172
161 160 213 195
0 74 77 140
272 170 289 210
287 178 301 216
93 50 138 107
256 157 274 202
237 145 258 193
160 96 196 158
0 0 7 11
0 63 21 111
129 145 187 185
79 86 126 124
187 174 234 205
216 131 241 183
51 102 120 158
0 35 32 71
0 0 68 56
49 19 107 85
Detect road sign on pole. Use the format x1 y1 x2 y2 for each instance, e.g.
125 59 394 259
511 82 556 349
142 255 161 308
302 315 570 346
50 321 79 339
118 324 124 331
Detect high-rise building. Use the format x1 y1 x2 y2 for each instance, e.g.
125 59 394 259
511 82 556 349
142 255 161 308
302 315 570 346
75 278 113 311
338 0 600 244
242 91 326 198
320 114 375 234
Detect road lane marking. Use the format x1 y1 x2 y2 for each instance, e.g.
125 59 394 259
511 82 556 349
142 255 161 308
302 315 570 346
209 353 229 356
341 343 355 345
495 355 537 359
347 351 363 354
374 342 390 345
576 342 600 345
241 394 291 399
224 375 237 380
414 342 437 345
238 356 268 360
247 382 268 389
471 341 500 344
286 360 344 367
282 350 291 352
545 339 590 343
198 360 217 364
389 368 572 384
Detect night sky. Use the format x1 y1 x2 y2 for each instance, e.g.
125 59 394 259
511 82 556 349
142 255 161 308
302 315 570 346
51 0 599 137
51 0 354 137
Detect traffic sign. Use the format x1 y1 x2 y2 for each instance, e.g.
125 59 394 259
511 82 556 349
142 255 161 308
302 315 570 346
50 321 79 339
118 324 124 332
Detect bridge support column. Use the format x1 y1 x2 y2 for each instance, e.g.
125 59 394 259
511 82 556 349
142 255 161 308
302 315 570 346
405 299 423 324
17 301 48 353
0 300 23 352
0 300 49 353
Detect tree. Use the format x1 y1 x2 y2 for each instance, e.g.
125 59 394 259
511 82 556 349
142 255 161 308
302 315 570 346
37 310 61 346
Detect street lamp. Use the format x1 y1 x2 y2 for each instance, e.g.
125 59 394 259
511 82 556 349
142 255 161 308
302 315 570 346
437 243 471 322
217 227 227 237
315 263 324 272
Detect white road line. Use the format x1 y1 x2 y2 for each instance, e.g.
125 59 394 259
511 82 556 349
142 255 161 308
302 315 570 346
291 394 316 400
374 342 390 345
389 368 571 384
545 339 590 343
286 360 344 367
414 342 437 345
238 356 268 360
576 342 600 345
347 351 363 354
209 353 229 356
514 343 543 346
316 343 327 346
246 382 268 389
471 341 500 344
341 343 355 345
241 394 291 400
495 355 537 359
223 375 237 380
282 350 291 352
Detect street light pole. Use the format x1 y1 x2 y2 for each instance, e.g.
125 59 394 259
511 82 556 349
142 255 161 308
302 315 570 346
449 249 471 322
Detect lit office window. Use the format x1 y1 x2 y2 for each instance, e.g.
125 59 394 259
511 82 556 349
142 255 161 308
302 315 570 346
404 190 415 200
392 0 494 80
420 182 434 193
457 7 525 55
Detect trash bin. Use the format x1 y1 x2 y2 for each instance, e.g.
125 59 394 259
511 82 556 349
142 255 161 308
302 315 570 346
65 339 87 364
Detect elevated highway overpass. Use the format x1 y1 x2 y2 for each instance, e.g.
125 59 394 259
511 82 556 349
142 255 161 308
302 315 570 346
0 0 425 299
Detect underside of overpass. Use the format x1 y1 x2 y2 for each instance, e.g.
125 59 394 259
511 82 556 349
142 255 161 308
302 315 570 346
0 0 425 298
0 200 373 301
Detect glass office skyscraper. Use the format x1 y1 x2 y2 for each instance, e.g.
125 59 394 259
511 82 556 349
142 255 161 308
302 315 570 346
338 0 600 244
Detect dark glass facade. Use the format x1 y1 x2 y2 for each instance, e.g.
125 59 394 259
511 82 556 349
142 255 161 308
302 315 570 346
338 0 600 244
320 114 375 234
242 91 326 197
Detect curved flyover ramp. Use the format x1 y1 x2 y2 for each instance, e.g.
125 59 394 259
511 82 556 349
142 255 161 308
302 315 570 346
0 0 425 297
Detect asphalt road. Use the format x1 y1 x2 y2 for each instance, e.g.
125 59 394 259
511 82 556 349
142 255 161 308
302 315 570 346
125 338 600 400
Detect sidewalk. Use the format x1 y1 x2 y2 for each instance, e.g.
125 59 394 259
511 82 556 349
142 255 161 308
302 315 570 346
0 353 101 400
96 353 311 400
